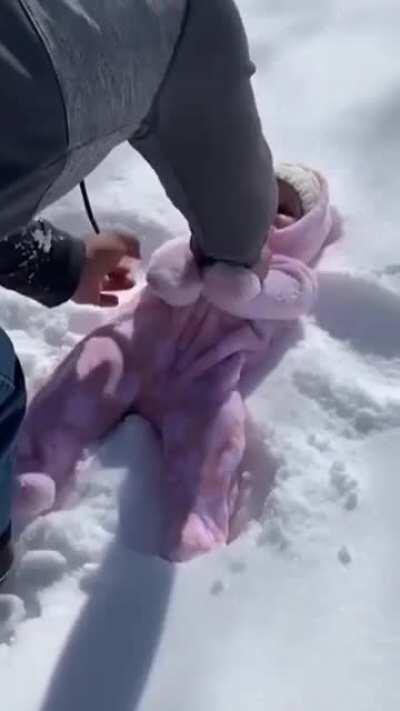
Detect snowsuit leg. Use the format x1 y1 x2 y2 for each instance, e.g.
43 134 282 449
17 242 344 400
161 355 247 561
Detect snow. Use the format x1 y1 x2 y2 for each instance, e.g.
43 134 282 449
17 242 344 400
1 0 400 708
32 226 53 255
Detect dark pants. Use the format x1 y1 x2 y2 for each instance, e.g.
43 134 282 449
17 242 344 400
0 330 26 537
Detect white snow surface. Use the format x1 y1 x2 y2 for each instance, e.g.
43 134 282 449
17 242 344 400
1 1 400 709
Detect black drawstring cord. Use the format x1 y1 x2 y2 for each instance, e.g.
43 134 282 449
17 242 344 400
80 180 100 235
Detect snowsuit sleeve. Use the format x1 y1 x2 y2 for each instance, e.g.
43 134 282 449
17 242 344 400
0 220 86 308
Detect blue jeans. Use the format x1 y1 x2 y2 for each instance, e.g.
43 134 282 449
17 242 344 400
0 329 26 537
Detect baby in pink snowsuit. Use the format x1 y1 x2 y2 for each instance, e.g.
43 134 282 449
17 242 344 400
15 164 335 562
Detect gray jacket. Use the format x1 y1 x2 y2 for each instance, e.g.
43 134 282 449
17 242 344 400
0 0 276 307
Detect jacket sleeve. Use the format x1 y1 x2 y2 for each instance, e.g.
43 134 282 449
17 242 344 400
131 0 277 268
0 219 86 307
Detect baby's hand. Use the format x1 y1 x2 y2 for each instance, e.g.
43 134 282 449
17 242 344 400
276 177 303 222
274 213 297 229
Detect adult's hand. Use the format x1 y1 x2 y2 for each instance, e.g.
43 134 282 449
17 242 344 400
72 231 141 307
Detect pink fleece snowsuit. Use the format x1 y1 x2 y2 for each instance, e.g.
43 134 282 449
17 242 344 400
15 166 334 562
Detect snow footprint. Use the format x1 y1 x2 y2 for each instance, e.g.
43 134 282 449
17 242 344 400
315 272 400 359
293 368 400 439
